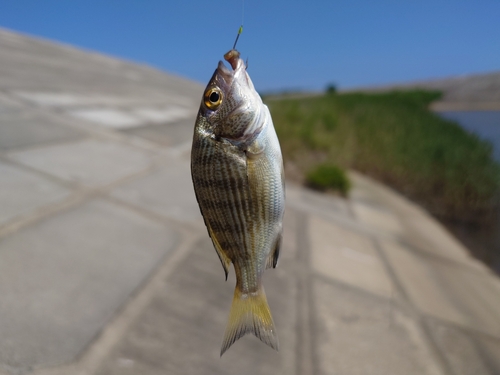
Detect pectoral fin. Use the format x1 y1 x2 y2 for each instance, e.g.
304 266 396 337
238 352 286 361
208 225 232 280
266 232 282 269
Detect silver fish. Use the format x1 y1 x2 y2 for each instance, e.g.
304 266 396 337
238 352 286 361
191 49 285 356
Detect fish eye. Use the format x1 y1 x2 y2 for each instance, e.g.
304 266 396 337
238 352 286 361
204 87 223 110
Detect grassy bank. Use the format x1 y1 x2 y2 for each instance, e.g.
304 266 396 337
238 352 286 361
266 90 500 223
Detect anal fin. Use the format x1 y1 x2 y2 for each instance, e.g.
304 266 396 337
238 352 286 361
208 225 231 280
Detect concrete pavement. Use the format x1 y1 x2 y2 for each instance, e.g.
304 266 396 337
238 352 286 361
1 28 500 375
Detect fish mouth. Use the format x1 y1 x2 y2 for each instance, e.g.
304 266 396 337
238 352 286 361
215 49 245 89
223 49 242 70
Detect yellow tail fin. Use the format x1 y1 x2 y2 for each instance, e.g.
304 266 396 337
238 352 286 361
220 285 279 356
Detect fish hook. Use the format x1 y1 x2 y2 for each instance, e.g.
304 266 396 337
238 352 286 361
232 25 243 50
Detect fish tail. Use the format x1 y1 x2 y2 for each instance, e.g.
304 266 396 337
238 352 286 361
220 284 279 356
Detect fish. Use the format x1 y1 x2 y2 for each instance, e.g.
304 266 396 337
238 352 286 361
191 48 285 356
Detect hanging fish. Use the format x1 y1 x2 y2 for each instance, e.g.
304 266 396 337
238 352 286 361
191 47 285 356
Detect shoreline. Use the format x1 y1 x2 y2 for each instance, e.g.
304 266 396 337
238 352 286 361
431 101 500 111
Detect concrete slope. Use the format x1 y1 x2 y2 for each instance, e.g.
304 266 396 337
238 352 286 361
349 71 500 110
0 28 500 375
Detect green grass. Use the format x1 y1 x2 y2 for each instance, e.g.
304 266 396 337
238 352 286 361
267 90 500 223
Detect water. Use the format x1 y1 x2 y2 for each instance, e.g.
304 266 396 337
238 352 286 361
436 110 500 273
438 111 500 160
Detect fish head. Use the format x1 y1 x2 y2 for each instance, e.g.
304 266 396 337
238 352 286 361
199 49 263 143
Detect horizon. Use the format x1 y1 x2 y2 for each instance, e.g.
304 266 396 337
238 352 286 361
0 1 499 92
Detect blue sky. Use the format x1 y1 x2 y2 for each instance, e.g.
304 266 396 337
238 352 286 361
0 1 499 92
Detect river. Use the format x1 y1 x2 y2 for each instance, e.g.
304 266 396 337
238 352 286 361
436 110 500 273
438 111 500 161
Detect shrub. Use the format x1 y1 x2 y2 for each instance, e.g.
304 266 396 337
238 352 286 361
306 163 351 196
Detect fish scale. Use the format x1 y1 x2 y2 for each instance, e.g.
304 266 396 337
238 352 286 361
191 48 285 356
194 138 251 257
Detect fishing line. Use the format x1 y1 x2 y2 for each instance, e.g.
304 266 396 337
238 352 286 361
232 0 244 50
241 0 245 27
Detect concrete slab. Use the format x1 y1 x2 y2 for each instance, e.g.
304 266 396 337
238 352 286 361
380 239 470 327
349 170 427 219
0 28 202 99
132 106 192 124
300 185 352 217
280 208 299 262
13 91 162 108
477 336 500 373
403 213 471 263
0 92 23 116
122 116 196 146
352 201 404 238
0 161 71 226
67 108 144 129
110 156 201 224
94 235 297 375
426 319 499 375
309 216 394 298
348 171 389 208
14 91 87 107
0 113 84 151
9 139 153 188
0 198 178 370
431 261 500 336
313 278 442 375
350 171 479 266
285 183 354 229
384 232 500 336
